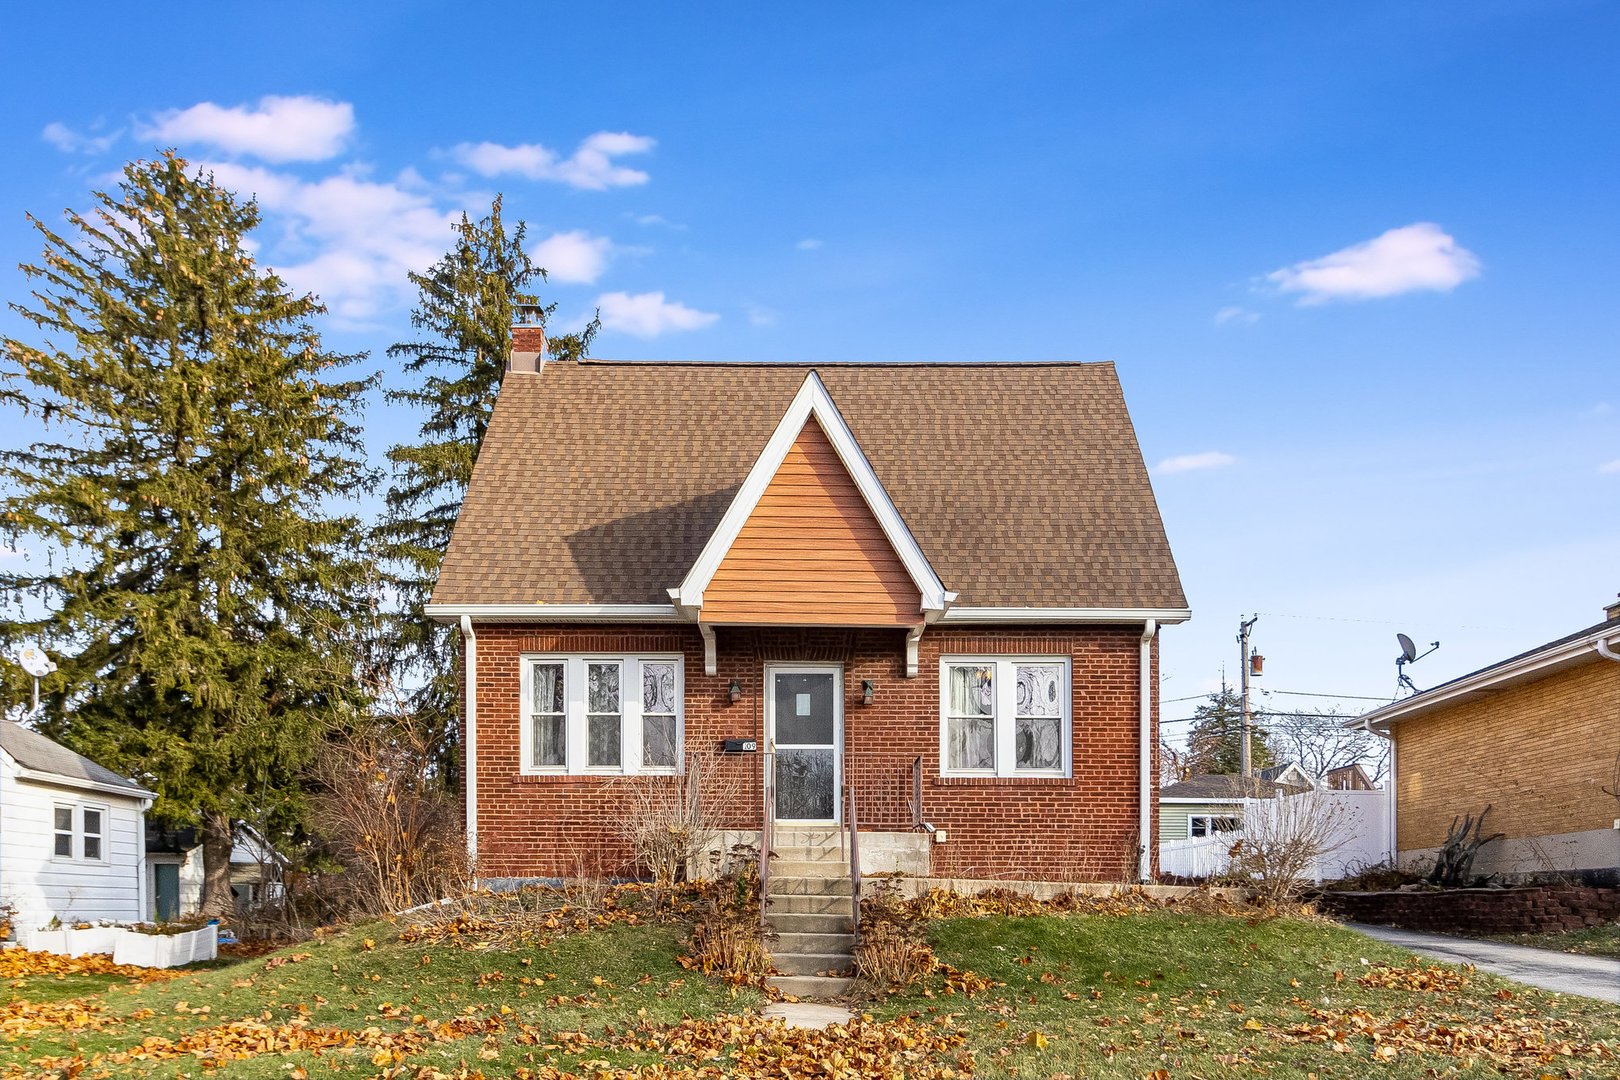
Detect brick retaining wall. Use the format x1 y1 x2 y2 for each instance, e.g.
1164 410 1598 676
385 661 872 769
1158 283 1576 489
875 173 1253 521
1316 886 1620 935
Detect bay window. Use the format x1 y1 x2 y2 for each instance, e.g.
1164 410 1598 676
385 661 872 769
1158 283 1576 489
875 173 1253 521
940 657 1070 777
523 655 683 775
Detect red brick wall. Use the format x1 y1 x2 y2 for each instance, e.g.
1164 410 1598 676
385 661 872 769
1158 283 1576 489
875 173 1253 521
464 623 1157 882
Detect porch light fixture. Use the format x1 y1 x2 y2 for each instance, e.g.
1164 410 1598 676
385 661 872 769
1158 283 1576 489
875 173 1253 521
861 679 875 707
728 679 743 704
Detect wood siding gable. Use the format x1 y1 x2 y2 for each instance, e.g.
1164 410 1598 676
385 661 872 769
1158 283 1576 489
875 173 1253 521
702 418 923 626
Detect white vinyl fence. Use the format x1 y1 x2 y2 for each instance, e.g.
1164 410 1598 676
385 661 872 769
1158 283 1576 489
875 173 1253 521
1159 789 1391 882
14 923 217 969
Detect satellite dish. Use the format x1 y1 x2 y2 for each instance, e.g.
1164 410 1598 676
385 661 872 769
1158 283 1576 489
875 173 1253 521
1397 633 1418 663
16 645 55 679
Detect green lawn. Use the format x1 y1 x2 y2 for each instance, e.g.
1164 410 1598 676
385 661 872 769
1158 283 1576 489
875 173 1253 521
2 901 1615 1080
0 916 762 1079
865 908 1620 1079
1484 921 1620 958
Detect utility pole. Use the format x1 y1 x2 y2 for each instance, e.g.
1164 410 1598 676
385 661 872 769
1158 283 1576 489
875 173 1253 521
1237 615 1258 778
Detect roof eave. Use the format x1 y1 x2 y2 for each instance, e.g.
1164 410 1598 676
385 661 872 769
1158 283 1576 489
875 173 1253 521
1356 624 1620 731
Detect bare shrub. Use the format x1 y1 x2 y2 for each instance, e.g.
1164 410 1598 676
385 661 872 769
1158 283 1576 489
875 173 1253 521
856 880 934 987
612 755 740 896
680 862 771 981
1226 791 1352 902
310 719 468 916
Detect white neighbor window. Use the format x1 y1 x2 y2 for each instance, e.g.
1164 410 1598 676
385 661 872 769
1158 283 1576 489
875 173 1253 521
1189 814 1241 839
53 804 107 861
940 657 1070 777
522 655 684 775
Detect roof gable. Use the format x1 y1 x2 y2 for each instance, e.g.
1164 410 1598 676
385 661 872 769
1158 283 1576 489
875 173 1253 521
670 371 946 620
696 416 925 625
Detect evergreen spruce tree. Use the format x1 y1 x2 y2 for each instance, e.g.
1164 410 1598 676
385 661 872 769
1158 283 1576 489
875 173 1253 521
377 196 595 779
1184 686 1276 777
0 154 376 914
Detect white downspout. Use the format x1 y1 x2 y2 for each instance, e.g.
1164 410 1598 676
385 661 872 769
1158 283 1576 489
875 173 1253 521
460 616 478 876
1362 717 1398 867
1138 619 1157 883
1596 637 1620 664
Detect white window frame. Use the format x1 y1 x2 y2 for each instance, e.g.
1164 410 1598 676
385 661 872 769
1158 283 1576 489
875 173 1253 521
80 804 107 863
53 802 109 863
520 654 684 776
52 803 75 861
1188 813 1242 839
938 656 1071 778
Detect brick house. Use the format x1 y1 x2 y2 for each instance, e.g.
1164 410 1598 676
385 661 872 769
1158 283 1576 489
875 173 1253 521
1358 597 1620 885
427 333 1188 883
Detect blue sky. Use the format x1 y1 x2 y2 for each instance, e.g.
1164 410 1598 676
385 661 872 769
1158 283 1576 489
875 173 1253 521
3 1 1617 731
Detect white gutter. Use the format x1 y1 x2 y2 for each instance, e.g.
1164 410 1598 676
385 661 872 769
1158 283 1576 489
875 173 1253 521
1358 624 1620 730
14 768 155 804
1596 639 1620 664
428 603 681 624
427 603 1194 626
943 606 1191 625
459 616 478 875
1138 618 1157 883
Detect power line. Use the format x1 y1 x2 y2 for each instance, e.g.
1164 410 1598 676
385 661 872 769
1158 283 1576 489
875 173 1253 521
1259 688 1394 702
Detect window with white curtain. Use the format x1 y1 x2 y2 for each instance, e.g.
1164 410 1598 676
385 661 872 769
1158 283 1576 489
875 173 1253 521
523 655 683 775
940 657 1070 777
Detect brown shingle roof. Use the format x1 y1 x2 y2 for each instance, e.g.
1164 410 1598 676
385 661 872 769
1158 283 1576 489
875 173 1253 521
430 360 1186 610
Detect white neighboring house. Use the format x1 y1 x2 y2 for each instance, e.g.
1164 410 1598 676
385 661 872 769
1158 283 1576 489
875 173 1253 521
145 825 283 920
0 721 155 930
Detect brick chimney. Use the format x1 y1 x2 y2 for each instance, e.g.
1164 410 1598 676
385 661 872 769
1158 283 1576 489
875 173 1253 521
1606 593 1620 622
509 306 546 373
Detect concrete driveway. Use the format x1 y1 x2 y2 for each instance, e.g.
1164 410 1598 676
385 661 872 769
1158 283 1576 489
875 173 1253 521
1349 923 1620 1004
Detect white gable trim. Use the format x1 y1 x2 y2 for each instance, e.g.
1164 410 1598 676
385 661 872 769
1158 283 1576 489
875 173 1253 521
669 370 949 617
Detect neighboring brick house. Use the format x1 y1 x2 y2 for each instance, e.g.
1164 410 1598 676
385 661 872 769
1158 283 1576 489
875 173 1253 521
1358 598 1620 885
427 333 1188 882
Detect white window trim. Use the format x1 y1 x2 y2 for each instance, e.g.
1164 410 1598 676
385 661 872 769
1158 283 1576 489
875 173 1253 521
1187 813 1242 839
52 803 75 861
81 804 108 863
53 801 110 863
520 654 685 777
938 655 1071 778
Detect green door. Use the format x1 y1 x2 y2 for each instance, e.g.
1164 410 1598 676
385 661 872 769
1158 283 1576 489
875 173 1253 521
154 863 180 921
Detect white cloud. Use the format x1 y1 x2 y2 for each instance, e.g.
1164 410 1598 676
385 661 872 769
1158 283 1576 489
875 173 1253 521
1154 451 1237 475
631 213 686 229
1213 306 1259 326
746 304 778 327
530 230 613 284
147 95 356 163
1590 402 1613 416
596 291 718 338
1267 222 1480 304
42 121 121 154
451 132 654 190
795 238 823 250
202 161 457 323
1600 460 1620 475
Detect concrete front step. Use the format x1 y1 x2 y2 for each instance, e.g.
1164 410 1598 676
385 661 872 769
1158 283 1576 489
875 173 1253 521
767 973 857 999
768 891 857 914
766 911 854 934
770 860 853 878
773 951 855 976
774 931 856 954
769 875 854 896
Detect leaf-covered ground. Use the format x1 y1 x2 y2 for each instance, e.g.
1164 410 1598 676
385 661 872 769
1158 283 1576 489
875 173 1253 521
865 908 1620 1078
1 900 1615 1079
1484 920 1620 958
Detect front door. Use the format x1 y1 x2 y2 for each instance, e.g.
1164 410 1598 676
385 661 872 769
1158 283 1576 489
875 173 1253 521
767 665 842 823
